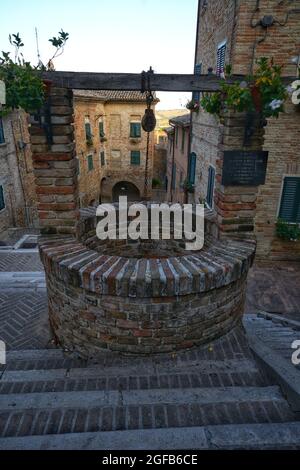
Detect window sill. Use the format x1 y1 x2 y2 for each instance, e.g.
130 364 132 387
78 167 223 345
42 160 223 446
0 143 7 148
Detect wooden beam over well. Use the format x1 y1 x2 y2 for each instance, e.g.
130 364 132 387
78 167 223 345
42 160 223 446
42 71 247 92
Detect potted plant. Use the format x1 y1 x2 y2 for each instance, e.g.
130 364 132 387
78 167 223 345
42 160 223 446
186 99 200 113
183 179 195 193
200 58 288 123
152 178 162 189
276 219 300 242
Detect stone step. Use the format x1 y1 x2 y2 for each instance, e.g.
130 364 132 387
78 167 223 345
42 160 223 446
0 386 296 438
0 386 283 411
1 422 300 450
0 369 267 394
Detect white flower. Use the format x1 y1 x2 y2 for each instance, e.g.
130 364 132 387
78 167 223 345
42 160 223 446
269 99 283 110
240 81 248 89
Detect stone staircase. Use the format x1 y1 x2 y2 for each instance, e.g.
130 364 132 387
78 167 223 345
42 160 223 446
0 327 300 449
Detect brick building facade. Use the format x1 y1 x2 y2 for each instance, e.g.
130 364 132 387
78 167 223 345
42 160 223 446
0 110 38 234
73 90 157 205
191 0 300 259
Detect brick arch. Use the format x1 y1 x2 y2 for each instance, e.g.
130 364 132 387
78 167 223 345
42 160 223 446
100 175 144 203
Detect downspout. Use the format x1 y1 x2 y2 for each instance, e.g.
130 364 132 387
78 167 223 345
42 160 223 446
170 123 176 203
187 0 202 203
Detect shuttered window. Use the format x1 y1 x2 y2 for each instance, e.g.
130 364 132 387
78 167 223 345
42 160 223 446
188 152 197 185
87 154 94 171
99 121 105 138
0 185 5 211
279 177 300 223
0 118 4 144
130 123 141 138
100 151 105 167
85 122 92 140
131 151 140 165
206 166 215 208
181 129 185 152
217 42 226 76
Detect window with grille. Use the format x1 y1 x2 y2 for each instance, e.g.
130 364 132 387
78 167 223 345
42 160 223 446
0 118 5 144
130 122 141 138
130 151 140 165
217 42 226 76
87 154 94 171
206 166 215 208
278 177 300 223
0 185 5 211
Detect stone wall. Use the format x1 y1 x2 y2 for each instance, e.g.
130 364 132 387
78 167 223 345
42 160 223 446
192 0 300 259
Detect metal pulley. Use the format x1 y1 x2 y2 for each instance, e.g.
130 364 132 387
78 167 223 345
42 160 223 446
142 105 156 132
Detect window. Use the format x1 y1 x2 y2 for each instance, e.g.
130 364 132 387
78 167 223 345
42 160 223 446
100 151 105 167
206 166 216 208
188 152 197 185
131 151 140 165
217 41 226 75
85 117 92 143
99 120 105 138
0 185 5 211
0 118 5 144
278 177 300 223
181 129 185 153
172 163 177 190
87 154 94 171
130 122 141 138
193 63 202 102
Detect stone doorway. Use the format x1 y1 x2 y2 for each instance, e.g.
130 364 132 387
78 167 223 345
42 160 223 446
112 181 141 202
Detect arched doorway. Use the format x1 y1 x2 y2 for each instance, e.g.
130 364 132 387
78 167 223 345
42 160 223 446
112 181 141 202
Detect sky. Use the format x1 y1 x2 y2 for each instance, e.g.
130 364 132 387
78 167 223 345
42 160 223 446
0 0 198 109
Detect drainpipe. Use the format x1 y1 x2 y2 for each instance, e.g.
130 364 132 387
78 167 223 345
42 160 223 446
170 123 176 203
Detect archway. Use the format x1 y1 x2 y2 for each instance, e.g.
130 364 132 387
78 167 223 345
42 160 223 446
112 181 141 202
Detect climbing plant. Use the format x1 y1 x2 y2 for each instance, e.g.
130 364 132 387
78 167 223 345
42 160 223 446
0 30 69 117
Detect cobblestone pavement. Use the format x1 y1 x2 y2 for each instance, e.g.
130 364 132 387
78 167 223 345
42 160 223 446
245 261 300 322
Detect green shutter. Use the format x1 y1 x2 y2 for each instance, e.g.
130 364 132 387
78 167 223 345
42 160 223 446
181 129 185 152
188 153 196 185
0 118 5 144
0 185 5 211
279 177 300 223
87 155 94 171
206 166 215 208
130 123 141 138
99 121 105 138
131 151 140 165
100 151 105 167
85 122 92 141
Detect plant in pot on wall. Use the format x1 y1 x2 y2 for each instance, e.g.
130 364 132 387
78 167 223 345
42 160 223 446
183 179 195 194
186 98 200 113
200 59 288 123
276 219 300 242
0 30 69 118
152 178 162 189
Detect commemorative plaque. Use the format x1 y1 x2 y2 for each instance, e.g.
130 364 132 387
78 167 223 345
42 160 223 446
222 150 268 186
